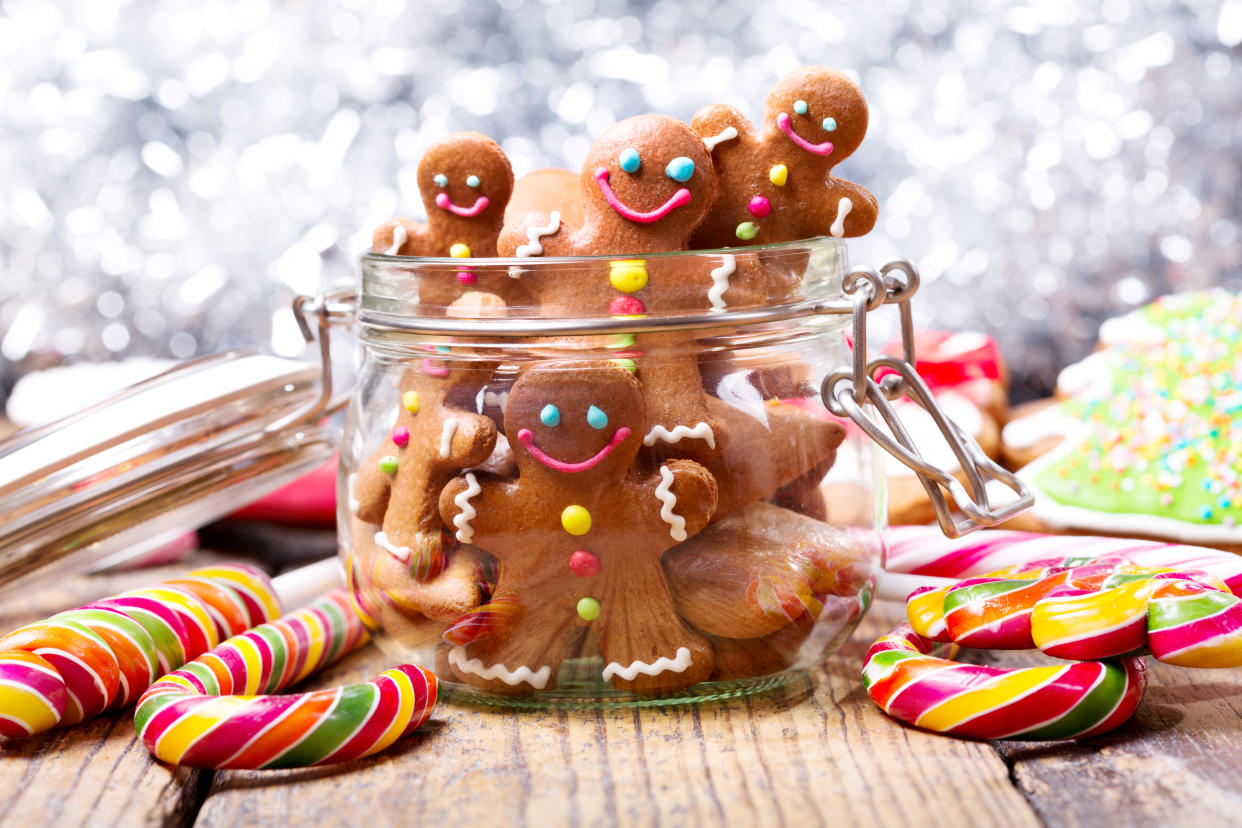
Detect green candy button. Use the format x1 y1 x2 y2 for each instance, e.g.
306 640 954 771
379 456 399 475
576 597 601 621
735 222 758 240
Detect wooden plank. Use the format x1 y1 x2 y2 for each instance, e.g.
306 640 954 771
0 554 245 828
196 602 1038 828
996 655 1242 826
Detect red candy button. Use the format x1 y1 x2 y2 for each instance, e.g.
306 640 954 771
569 550 601 577
609 296 646 316
748 196 771 218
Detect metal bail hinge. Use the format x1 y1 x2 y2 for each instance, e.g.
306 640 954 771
822 261 1034 538
269 287 357 433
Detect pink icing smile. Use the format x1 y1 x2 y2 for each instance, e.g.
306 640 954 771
434 193 490 217
594 169 691 224
517 426 632 473
776 112 834 156
422 358 451 377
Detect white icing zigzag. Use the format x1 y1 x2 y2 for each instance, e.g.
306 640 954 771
515 211 561 258
448 646 551 689
829 197 853 238
642 422 716 450
602 646 693 682
374 531 412 563
702 126 738 152
453 472 482 543
654 465 687 542
708 254 735 312
439 418 458 459
385 224 408 255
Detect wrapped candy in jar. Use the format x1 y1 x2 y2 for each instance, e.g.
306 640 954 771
338 239 1028 706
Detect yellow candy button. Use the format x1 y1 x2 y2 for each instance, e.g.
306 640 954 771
769 164 788 186
576 597 601 621
609 259 648 293
561 505 592 535
450 243 472 258
403 390 419 414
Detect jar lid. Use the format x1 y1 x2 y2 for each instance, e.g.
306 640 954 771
0 349 338 594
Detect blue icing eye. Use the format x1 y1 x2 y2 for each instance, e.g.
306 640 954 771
540 404 560 427
619 148 641 173
793 100 808 115
665 157 694 182
434 174 448 187
466 175 480 187
586 405 607 429
822 117 837 132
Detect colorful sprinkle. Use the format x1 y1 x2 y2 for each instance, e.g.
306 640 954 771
379 456 398 475
769 164 788 186
450 243 471 258
609 296 646 316
576 597 601 621
561 505 592 536
569 550 601 577
748 196 771 218
619 148 641 173
665 156 694 182
611 358 637 374
608 260 648 293
392 427 410 448
403 391 419 414
735 222 758 240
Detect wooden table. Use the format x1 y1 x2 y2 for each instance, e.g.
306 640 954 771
3 554 1242 828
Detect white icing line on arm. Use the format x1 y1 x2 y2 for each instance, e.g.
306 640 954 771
708 254 735 312
702 126 738 152
642 422 716 450
385 224 408 255
448 646 551 689
374 531 412 563
602 647 692 682
452 472 481 543
654 465 688 542
439 418 459 459
829 197 853 238
347 473 360 515
515 211 561 258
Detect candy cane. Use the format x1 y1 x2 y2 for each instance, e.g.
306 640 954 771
135 591 436 769
863 626 1147 741
0 564 279 733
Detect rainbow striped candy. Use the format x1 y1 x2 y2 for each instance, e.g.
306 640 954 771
0 564 280 735
863 626 1147 740
135 590 436 769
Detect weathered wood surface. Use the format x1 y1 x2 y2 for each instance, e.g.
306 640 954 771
7 560 1242 827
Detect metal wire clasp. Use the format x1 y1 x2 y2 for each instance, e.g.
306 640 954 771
823 261 1033 538
268 287 357 433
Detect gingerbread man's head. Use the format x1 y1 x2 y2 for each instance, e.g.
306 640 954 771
763 67 868 176
506 362 644 482
415 132 514 257
579 115 717 251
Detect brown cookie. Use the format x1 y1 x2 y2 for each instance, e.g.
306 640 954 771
439 361 718 695
664 502 869 639
497 115 775 460
691 66 877 248
350 357 498 578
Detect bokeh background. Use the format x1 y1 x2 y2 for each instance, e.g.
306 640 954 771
2 0 1241 410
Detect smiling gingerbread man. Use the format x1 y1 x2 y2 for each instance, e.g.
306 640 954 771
438 361 718 694
690 66 878 248
372 131 528 310
498 115 773 460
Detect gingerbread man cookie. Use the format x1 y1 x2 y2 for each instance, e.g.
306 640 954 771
498 115 771 460
691 66 877 248
350 356 498 580
439 361 718 694
371 132 528 311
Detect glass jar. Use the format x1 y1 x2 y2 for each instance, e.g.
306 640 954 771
337 238 1022 707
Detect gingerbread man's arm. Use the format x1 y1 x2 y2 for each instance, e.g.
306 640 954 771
372 218 434 256
818 179 878 239
690 104 756 154
435 412 498 472
438 473 518 553
497 210 578 258
644 459 718 545
351 446 394 525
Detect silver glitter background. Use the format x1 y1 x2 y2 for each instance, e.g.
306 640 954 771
2 0 1241 404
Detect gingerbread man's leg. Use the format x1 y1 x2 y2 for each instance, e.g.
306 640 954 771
593 554 714 694
634 333 727 463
